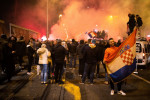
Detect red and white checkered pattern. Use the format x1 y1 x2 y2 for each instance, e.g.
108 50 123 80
120 49 134 65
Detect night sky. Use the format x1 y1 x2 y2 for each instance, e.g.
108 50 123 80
0 0 39 23
0 0 149 40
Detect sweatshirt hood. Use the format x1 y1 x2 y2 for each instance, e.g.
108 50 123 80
89 43 96 48
37 48 46 54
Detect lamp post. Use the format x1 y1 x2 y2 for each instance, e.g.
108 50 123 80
46 0 49 39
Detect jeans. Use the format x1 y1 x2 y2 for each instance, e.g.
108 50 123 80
48 62 51 78
82 63 96 83
102 62 108 81
40 64 48 82
70 54 76 68
110 79 123 91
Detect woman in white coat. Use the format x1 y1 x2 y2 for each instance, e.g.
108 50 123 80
37 44 51 84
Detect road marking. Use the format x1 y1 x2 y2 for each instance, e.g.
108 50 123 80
61 81 81 100
132 73 150 84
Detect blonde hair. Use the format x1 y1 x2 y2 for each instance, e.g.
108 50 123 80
41 44 46 48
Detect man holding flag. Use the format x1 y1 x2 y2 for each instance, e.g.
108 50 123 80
103 29 137 96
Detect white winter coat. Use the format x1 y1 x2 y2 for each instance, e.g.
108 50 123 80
37 46 51 64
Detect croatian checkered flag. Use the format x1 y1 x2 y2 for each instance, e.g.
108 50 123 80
105 28 137 83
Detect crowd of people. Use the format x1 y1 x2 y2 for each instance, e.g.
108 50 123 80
0 14 148 96
0 33 126 95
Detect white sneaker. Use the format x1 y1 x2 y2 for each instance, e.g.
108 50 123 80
110 90 114 95
27 72 31 75
117 90 126 96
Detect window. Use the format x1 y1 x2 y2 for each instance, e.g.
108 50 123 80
136 43 142 53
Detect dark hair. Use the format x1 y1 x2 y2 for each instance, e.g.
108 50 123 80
20 36 24 40
109 38 113 40
72 39 75 42
80 40 84 44
128 13 131 17
87 39 91 43
136 15 139 17
57 39 62 43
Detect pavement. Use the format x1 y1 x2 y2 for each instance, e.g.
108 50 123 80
0 63 150 100
12 64 150 100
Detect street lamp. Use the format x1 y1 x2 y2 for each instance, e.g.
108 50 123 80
59 14 62 18
46 0 49 39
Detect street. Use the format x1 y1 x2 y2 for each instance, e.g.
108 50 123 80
0 63 150 100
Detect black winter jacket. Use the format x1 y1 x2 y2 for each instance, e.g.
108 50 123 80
53 44 67 63
83 44 100 64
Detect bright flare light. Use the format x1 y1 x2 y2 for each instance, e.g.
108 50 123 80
41 36 47 41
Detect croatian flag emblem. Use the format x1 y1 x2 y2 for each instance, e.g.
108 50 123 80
120 49 134 66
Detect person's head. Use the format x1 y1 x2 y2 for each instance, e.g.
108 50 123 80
80 40 84 44
29 38 34 42
10 36 16 41
109 38 115 47
118 39 121 43
128 13 131 17
41 44 46 48
72 39 75 43
100 40 104 45
91 39 96 44
20 36 24 40
87 39 92 43
136 15 139 18
56 39 62 44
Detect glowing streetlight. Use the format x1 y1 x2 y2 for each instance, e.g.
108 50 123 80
109 15 113 19
59 14 62 18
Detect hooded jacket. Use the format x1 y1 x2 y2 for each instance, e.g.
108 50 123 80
53 43 67 63
83 43 99 64
77 44 85 59
37 44 51 64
